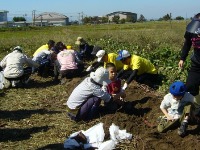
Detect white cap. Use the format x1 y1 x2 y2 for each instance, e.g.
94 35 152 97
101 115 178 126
90 67 111 85
96 50 106 62
116 50 130 60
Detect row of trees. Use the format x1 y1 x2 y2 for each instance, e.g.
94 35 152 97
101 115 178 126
82 15 145 24
81 13 185 24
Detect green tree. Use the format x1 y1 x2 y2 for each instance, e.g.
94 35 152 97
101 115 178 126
112 16 120 24
138 14 146 22
101 16 108 23
162 14 171 21
120 18 126 24
13 17 26 22
175 16 184 20
82 16 91 24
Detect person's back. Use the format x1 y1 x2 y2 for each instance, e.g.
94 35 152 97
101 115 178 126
33 40 55 57
129 55 157 75
33 44 49 57
107 53 125 71
57 49 78 70
32 49 51 63
1 47 39 78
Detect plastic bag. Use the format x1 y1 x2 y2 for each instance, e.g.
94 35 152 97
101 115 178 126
98 140 116 150
109 123 132 144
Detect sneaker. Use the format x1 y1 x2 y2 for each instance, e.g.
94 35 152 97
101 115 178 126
178 121 188 136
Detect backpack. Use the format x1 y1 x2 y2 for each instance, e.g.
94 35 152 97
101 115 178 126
0 71 11 92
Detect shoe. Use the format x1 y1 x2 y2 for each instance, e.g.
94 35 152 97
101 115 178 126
178 121 188 137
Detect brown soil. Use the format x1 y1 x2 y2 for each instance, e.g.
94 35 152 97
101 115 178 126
1 75 200 150
66 78 200 150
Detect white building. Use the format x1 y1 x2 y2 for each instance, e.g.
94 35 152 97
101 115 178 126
106 11 137 22
34 12 69 26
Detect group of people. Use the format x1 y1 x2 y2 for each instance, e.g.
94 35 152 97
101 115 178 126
65 13 200 138
0 36 96 87
1 13 200 138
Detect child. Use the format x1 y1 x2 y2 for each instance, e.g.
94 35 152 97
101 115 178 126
157 81 195 137
105 63 126 111
66 67 124 122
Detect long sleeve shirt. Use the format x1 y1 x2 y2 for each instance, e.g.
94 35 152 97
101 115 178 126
180 31 200 65
67 77 111 109
1 50 39 78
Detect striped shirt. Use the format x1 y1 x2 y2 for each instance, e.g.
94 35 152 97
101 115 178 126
67 77 111 109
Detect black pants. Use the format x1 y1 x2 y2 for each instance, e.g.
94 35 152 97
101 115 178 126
60 63 84 79
186 62 200 96
118 69 158 84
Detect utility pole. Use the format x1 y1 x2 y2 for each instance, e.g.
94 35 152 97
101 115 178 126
78 13 80 24
81 12 84 24
32 10 36 26
40 15 43 27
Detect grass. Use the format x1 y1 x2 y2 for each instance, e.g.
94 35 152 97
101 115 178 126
0 20 191 149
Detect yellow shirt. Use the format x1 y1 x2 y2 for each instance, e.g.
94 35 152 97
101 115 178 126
104 53 126 71
129 55 157 75
33 44 49 56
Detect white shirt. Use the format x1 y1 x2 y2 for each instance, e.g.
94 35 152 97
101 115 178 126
160 92 194 119
32 49 51 63
0 50 39 78
67 77 111 109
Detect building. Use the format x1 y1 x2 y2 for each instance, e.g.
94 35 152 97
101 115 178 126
34 12 69 26
0 10 9 27
0 10 9 22
106 11 137 22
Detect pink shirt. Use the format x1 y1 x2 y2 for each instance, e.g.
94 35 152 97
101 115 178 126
57 49 78 70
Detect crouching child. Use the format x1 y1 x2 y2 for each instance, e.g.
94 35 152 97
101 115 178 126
66 67 124 122
157 81 195 137
104 63 126 112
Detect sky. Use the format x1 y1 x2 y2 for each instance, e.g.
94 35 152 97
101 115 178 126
0 0 199 21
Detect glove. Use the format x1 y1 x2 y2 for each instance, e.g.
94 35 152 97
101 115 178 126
122 83 128 90
86 65 92 72
101 85 107 92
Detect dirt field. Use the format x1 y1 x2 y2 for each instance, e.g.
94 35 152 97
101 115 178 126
1 75 200 150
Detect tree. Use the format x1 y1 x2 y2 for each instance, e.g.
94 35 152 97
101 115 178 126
126 15 136 23
138 14 146 22
13 17 26 22
175 16 184 20
112 16 120 24
120 18 126 24
82 17 91 24
101 16 108 23
162 14 171 21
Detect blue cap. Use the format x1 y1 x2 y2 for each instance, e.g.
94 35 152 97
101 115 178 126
116 50 130 61
169 81 186 96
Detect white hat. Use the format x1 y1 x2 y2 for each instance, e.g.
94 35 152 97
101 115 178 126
13 46 23 52
96 50 106 62
90 67 111 85
75 37 85 45
116 50 130 61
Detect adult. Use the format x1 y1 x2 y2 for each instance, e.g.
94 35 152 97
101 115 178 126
0 46 39 87
178 13 200 95
178 13 200 115
66 67 124 121
33 40 55 57
116 50 157 90
56 47 84 84
75 37 94 61
86 50 126 73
